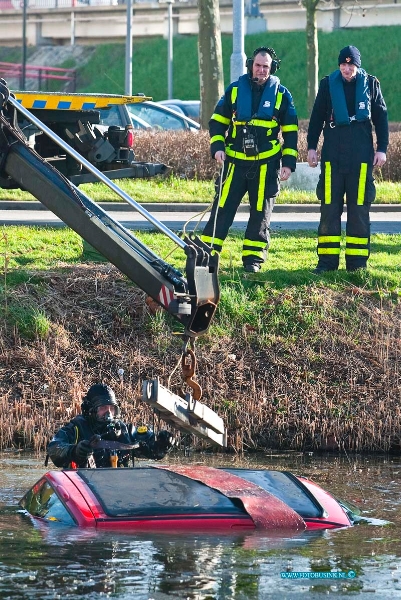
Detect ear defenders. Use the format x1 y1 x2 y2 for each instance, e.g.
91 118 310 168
246 46 281 75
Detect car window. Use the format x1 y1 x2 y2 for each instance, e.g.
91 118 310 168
97 105 122 127
126 103 187 130
162 104 185 115
222 469 323 518
184 104 200 119
19 478 76 525
78 468 246 517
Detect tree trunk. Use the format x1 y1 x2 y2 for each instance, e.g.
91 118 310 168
198 0 224 129
304 0 319 115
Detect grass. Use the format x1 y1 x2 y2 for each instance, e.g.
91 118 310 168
0 176 400 204
1 225 399 290
74 27 401 121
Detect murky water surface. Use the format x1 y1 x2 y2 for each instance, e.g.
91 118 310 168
1 451 400 599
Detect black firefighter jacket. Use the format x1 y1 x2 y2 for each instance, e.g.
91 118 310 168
209 73 298 171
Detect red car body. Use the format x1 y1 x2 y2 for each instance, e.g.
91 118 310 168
20 465 355 531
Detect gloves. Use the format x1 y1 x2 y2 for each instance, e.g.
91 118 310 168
156 430 174 450
130 427 174 460
74 439 93 462
152 430 174 460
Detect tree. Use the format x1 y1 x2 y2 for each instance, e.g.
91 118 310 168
302 0 320 114
198 0 224 129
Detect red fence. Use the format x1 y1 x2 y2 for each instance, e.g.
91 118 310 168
0 62 76 91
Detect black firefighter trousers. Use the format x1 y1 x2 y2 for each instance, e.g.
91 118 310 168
201 159 280 266
316 160 376 271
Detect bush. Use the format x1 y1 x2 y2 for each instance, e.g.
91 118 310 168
133 128 401 181
134 130 216 180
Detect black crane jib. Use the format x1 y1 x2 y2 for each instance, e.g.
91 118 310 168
0 85 220 339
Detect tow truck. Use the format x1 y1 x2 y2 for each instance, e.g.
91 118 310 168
3 89 168 188
0 81 225 448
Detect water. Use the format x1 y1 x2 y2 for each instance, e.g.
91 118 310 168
1 451 401 599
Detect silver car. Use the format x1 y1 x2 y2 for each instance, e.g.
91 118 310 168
98 101 200 132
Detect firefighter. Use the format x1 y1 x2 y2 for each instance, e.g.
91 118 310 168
307 45 388 273
201 46 298 273
47 383 173 468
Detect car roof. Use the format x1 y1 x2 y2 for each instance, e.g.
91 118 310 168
128 101 200 130
158 99 199 105
157 99 200 118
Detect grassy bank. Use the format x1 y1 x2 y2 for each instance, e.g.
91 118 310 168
0 226 400 454
1 176 400 204
74 27 401 121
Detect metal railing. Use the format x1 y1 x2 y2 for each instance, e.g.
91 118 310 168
0 62 76 92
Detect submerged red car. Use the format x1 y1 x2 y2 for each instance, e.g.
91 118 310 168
19 465 358 531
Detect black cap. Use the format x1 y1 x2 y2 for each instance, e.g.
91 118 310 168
338 46 361 68
81 383 120 420
86 383 116 404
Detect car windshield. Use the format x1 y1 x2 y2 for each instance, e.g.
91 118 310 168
78 468 246 517
97 105 121 127
126 103 187 130
184 106 200 119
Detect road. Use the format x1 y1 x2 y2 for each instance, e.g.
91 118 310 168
0 202 401 234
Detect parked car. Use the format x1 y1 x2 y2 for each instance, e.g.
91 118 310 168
157 99 200 121
98 101 200 132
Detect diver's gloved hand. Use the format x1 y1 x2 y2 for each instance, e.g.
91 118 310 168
74 439 93 462
156 430 174 450
152 430 174 460
90 434 102 445
129 425 173 460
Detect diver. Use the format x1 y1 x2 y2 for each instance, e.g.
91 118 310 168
47 383 173 468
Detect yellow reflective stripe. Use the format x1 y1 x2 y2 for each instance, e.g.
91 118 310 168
210 135 225 144
318 236 341 243
220 163 235 208
74 426 79 444
250 119 278 128
282 148 298 157
318 248 341 255
324 162 332 205
231 87 238 103
201 235 225 247
257 164 267 211
281 124 298 132
226 142 280 161
345 249 369 256
243 239 266 248
243 250 264 258
234 119 277 129
346 236 369 245
357 163 368 205
211 113 231 125
275 91 283 110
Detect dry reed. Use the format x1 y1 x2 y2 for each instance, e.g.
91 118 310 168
0 265 400 455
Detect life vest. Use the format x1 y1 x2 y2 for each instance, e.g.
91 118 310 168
236 74 280 122
328 69 371 126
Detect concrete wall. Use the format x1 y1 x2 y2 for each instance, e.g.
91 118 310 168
0 0 401 46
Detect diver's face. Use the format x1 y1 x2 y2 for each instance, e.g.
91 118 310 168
96 405 117 421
